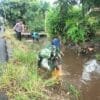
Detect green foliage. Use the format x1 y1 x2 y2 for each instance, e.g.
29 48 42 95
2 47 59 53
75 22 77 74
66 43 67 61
14 48 36 64
28 16 45 31
68 6 82 20
80 16 97 40
0 62 48 99
65 6 98 43
81 0 100 18
0 36 57 100
46 0 98 43
46 9 60 35
39 0 49 16
67 24 85 43
0 0 49 31
81 0 100 9
15 94 29 100
46 0 72 36
65 7 86 43
67 84 80 100
87 17 97 25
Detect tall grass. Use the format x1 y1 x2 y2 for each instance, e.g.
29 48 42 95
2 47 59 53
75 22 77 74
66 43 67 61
0 29 54 100
0 28 80 100
67 83 80 100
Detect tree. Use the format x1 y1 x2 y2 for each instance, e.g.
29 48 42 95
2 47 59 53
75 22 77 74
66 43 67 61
46 0 78 36
81 0 100 17
39 1 49 17
0 0 49 31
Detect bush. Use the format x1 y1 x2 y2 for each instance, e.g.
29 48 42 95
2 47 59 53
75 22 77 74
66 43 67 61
67 83 80 100
67 25 85 43
0 0 46 32
46 9 60 36
65 18 86 44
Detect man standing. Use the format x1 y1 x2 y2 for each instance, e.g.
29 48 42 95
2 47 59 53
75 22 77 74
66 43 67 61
13 20 24 41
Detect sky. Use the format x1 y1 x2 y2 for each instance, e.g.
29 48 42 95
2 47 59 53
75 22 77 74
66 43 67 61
45 0 56 5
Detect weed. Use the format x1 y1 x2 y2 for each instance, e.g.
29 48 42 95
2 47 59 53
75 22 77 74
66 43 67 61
0 28 58 100
67 83 80 100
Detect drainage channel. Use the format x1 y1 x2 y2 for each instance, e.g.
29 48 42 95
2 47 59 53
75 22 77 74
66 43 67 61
0 38 10 100
0 38 8 63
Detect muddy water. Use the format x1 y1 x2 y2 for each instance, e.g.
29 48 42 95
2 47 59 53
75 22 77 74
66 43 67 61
63 48 100 100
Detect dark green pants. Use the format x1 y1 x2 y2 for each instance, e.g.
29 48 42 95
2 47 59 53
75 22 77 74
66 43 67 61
15 31 21 41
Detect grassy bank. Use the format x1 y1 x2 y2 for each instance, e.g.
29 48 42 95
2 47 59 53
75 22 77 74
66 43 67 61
0 29 56 100
0 28 81 100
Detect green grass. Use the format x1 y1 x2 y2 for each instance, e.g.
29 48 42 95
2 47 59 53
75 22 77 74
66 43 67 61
0 34 55 100
0 52 46 99
0 28 81 100
96 53 100 61
67 83 80 100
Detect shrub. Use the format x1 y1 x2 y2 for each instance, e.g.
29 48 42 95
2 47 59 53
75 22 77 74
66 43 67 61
66 20 86 44
46 9 60 36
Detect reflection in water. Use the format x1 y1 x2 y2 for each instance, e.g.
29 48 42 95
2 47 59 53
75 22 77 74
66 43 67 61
82 59 100 82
